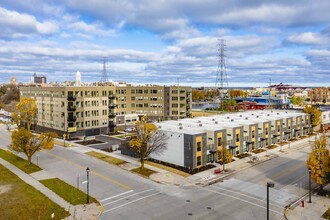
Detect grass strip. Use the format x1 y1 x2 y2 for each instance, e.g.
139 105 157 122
131 167 157 177
0 148 41 174
145 161 190 177
85 151 127 165
40 178 98 205
322 208 330 219
0 165 69 220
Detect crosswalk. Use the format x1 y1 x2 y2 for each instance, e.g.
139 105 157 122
100 189 161 215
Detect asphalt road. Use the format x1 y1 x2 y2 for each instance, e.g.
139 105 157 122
0 125 315 220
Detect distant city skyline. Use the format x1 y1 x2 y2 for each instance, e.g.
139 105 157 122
0 1 330 86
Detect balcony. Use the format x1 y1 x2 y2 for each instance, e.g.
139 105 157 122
67 96 76 101
108 104 117 109
108 94 116 99
67 105 76 111
67 116 76 122
108 113 116 118
109 121 116 128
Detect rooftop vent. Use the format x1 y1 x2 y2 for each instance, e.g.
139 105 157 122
231 119 234 122
240 115 242 117
212 118 215 121
215 121 218 124
227 116 230 119
179 126 183 130
277 113 279 115
256 116 259 118
158 126 162 129
267 114 270 116
245 117 248 120
199 124 203 127
179 123 182 126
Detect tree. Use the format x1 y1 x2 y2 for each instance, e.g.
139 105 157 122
12 98 37 131
306 134 330 193
129 117 168 170
217 146 233 171
192 90 205 101
290 96 303 106
303 106 321 130
229 90 246 98
10 98 57 164
9 128 57 164
220 98 237 112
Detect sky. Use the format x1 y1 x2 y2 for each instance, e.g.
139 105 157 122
0 0 330 87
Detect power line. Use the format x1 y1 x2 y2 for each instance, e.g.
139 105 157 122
215 39 228 111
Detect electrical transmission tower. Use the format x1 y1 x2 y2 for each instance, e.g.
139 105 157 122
100 57 109 82
215 39 228 111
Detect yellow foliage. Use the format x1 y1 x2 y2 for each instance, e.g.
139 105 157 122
12 98 37 131
307 134 330 186
10 128 57 163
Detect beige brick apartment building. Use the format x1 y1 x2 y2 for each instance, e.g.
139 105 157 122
20 83 192 137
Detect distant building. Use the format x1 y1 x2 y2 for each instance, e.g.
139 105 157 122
10 77 17 85
31 73 46 84
308 87 330 103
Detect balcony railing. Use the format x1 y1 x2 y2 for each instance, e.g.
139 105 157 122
108 94 116 99
67 96 76 101
108 113 116 118
67 116 76 122
67 106 76 111
108 104 117 108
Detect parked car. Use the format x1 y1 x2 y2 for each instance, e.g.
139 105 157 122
125 127 136 132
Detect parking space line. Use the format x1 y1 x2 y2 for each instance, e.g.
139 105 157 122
100 190 134 202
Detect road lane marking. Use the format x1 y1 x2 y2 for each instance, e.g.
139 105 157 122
103 192 161 213
103 189 155 206
210 185 284 207
200 187 283 215
100 190 134 202
43 151 132 190
258 162 306 186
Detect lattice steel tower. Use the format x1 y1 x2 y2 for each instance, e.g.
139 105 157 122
215 39 228 110
100 57 109 82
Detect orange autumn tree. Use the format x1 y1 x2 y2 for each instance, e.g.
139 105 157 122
306 134 330 192
10 98 57 164
129 117 168 170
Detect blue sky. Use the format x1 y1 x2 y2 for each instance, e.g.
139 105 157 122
0 0 330 87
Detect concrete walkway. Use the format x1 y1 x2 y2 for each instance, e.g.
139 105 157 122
286 184 330 220
0 157 101 220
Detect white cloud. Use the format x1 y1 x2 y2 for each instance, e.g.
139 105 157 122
69 21 116 37
287 32 328 45
0 7 58 38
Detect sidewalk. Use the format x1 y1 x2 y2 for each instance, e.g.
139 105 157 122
286 184 330 220
0 157 101 220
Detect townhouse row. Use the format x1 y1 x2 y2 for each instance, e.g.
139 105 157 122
150 110 311 170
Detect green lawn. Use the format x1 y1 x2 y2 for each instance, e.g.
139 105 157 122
40 178 98 205
85 151 127 165
145 161 190 177
0 165 69 220
0 148 41 174
131 167 157 177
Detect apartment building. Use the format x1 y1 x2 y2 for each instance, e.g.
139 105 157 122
308 87 330 103
20 83 192 137
149 110 310 170
115 83 192 123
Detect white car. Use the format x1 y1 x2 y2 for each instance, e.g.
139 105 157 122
125 127 136 132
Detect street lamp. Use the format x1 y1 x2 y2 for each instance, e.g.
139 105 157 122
267 182 275 220
308 168 312 203
86 167 90 204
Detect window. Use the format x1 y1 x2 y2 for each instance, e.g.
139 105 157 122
197 156 202 166
252 131 255 138
197 142 202 151
236 133 240 142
